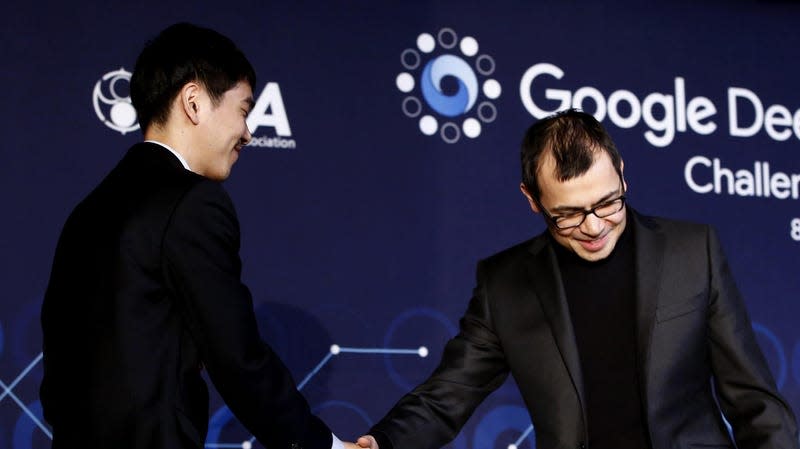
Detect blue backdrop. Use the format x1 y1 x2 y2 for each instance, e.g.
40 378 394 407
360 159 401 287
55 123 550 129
2 1 799 448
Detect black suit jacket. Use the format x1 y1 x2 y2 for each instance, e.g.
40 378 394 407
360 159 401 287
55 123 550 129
41 143 331 449
370 211 798 449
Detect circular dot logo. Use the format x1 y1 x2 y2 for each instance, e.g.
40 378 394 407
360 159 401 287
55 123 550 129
397 28 501 144
92 67 139 135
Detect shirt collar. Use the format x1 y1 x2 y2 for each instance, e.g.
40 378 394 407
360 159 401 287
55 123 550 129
144 140 191 171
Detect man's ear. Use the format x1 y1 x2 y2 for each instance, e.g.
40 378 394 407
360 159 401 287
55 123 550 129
519 183 541 214
179 82 202 125
620 159 627 192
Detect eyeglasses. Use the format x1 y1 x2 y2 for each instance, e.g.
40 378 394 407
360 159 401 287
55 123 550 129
535 194 626 230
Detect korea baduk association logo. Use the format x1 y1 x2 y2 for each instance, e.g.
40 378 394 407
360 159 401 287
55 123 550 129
93 68 139 135
396 28 501 144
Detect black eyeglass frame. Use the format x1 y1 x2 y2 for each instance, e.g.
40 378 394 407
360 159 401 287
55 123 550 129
533 191 627 230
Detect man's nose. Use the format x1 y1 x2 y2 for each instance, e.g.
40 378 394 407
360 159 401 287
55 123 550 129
579 212 604 237
242 126 252 145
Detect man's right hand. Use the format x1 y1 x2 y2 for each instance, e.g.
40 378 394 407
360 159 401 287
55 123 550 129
356 435 378 449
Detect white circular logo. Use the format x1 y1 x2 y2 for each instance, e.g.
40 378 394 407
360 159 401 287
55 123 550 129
397 28 501 144
92 68 139 135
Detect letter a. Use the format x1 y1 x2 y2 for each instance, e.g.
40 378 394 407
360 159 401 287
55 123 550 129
247 83 292 137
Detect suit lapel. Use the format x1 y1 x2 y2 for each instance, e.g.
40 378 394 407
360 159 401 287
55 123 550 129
632 211 665 400
525 235 587 423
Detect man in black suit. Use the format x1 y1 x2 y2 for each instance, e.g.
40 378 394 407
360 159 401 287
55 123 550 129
41 23 353 449
357 110 799 449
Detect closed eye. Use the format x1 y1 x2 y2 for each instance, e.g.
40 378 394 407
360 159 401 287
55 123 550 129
551 190 621 216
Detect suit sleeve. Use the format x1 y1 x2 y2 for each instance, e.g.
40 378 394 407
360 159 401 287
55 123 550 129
162 180 331 449
705 226 800 448
370 260 510 449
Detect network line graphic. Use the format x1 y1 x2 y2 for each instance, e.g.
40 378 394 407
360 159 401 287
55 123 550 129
6 346 432 448
205 344 429 449
509 425 534 449
6 347 542 449
1 353 51 440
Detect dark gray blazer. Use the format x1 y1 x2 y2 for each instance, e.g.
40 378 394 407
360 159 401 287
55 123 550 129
371 210 798 449
41 143 331 449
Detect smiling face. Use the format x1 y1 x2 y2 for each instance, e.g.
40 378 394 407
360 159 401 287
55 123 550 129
522 151 627 262
193 81 254 180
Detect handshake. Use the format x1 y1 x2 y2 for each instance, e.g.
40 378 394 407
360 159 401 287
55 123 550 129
342 435 379 449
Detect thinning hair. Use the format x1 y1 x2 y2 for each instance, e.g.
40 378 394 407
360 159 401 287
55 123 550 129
521 109 622 198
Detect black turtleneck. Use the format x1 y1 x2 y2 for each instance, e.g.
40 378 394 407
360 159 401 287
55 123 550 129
553 217 651 449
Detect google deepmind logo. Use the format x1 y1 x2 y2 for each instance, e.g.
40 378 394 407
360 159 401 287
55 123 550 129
396 28 501 144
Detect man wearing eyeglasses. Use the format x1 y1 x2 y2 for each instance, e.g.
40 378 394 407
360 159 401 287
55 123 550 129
358 109 798 449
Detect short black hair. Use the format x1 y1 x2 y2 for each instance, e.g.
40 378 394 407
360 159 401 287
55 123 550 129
521 109 623 198
130 23 256 132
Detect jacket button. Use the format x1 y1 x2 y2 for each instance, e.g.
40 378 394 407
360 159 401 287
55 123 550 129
577 443 586 449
